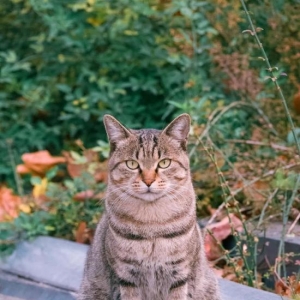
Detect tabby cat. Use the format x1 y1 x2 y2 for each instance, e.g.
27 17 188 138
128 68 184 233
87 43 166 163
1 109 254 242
78 114 221 300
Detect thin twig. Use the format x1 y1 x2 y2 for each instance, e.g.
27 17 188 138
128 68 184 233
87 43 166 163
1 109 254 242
227 162 300 201
257 189 279 229
250 101 278 136
287 211 300 235
240 0 300 284
240 0 300 156
189 101 253 157
265 255 289 289
226 139 295 153
253 188 278 285
207 203 225 226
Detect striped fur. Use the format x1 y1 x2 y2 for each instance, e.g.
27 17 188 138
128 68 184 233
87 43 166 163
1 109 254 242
78 114 221 300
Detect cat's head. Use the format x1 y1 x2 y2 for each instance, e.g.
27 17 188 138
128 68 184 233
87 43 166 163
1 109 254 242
103 114 191 202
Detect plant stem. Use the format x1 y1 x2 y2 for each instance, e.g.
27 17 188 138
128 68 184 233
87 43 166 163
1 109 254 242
240 0 300 286
6 140 24 196
203 142 254 286
240 0 300 156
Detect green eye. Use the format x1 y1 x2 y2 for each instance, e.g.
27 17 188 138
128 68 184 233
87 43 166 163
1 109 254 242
158 159 171 169
126 160 139 170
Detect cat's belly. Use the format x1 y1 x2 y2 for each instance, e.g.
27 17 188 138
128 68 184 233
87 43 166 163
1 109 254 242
111 244 190 291
106 229 196 287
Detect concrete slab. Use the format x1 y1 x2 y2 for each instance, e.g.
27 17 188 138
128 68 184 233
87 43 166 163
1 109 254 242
0 296 23 300
261 221 300 244
0 271 75 300
0 237 88 292
219 279 288 300
0 236 291 300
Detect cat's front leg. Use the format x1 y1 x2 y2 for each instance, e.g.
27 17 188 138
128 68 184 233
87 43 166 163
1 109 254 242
167 284 188 300
120 286 141 300
77 281 110 300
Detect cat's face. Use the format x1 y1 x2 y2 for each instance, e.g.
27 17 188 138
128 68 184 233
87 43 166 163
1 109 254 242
104 114 191 202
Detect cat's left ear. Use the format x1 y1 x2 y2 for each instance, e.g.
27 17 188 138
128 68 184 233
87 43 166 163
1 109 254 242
103 115 133 150
161 114 191 149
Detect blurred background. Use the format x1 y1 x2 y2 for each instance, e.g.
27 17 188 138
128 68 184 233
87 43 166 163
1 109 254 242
0 0 300 291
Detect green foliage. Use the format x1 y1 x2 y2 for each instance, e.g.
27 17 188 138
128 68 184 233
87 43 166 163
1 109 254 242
2 0 298 187
0 0 199 183
45 172 104 240
0 170 104 255
0 211 52 255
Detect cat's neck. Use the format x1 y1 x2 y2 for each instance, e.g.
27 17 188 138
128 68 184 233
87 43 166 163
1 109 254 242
106 183 196 224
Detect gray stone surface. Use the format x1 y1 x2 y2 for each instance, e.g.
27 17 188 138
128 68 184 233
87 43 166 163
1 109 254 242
219 279 288 300
257 221 300 245
251 222 300 289
0 236 291 300
0 296 23 300
0 237 88 292
0 271 75 300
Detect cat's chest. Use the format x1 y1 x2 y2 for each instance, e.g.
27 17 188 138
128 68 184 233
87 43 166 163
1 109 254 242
111 238 190 285
108 235 191 273
106 223 195 286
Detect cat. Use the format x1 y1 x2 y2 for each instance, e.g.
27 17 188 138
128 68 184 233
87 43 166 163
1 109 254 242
78 114 221 300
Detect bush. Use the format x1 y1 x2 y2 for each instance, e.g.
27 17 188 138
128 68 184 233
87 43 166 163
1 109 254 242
0 0 217 185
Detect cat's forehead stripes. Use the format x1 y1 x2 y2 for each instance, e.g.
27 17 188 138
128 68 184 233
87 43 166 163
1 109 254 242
134 129 161 161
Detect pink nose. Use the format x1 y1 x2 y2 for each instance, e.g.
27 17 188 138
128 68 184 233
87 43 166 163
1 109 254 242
143 178 155 187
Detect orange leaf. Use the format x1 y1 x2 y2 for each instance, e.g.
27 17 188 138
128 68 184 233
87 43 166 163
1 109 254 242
75 222 87 243
0 186 21 222
73 190 105 201
16 164 33 175
275 280 290 296
19 150 65 176
204 214 243 261
63 151 86 178
275 275 300 296
74 190 95 201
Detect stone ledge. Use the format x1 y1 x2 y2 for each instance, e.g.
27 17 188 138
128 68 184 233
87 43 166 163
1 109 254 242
0 237 88 292
0 236 289 300
0 271 75 300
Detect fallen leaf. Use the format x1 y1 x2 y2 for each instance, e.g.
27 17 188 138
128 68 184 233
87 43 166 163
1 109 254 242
275 275 300 296
233 180 270 213
74 190 105 201
75 221 87 243
17 150 65 176
204 214 243 261
19 203 31 214
63 149 108 183
74 190 95 201
0 186 21 221
275 279 290 296
63 151 89 178
32 177 48 198
16 164 34 175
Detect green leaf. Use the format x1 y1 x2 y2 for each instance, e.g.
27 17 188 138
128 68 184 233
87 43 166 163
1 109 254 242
46 166 59 180
30 176 42 185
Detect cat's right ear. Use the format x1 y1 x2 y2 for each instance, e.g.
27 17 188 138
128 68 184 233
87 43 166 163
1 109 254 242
103 115 132 151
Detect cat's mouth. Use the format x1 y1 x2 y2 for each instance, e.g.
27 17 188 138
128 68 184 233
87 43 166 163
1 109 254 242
144 186 161 194
136 187 163 201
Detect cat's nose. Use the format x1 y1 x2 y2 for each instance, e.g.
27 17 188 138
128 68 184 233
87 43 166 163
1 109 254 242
143 178 155 187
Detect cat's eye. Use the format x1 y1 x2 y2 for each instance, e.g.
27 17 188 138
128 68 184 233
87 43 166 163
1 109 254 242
126 160 139 170
158 159 171 169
